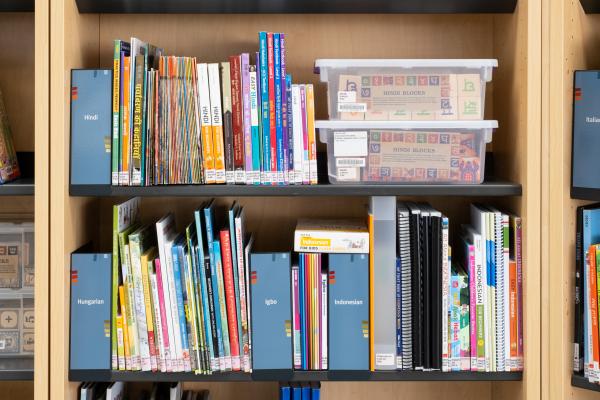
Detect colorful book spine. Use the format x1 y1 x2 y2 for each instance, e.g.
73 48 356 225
155 258 172 372
321 272 328 370
509 260 518 371
589 245 600 381
230 56 245 184
249 66 261 185
441 224 450 371
204 253 221 371
227 207 243 372
214 240 232 370
291 85 303 185
273 33 284 184
111 41 123 186
241 54 253 185
502 214 510 371
220 61 235 184
267 32 277 184
467 243 477 371
197 63 216 184
514 216 523 370
220 229 241 371
285 74 294 185
300 85 309 185
172 245 192 372
121 56 131 186
141 253 158 371
234 211 251 371
164 237 184 372
280 34 290 184
149 264 166 372
292 265 301 369
131 54 145 186
450 270 460 371
118 286 130 369
305 84 317 185
208 63 226 183
116 313 125 370
258 33 270 184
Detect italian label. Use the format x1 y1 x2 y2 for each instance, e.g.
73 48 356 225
336 157 366 167
338 102 367 113
375 353 395 367
338 91 357 103
333 131 368 157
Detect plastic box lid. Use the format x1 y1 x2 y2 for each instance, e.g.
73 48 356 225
315 120 498 143
314 59 498 82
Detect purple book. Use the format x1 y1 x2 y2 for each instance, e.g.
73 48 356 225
280 34 289 184
241 53 253 184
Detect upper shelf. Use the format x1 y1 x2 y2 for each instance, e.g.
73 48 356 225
580 0 600 13
0 0 34 12
75 0 517 14
70 180 522 197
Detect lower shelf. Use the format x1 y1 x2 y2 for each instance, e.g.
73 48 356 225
69 369 522 383
572 374 600 392
0 358 33 381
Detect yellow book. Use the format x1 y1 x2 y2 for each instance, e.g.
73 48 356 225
116 314 125 370
368 212 375 371
208 63 226 183
141 247 158 372
119 285 131 370
197 63 216 183
305 84 317 185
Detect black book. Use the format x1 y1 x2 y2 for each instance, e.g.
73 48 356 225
406 202 422 370
575 205 583 373
419 203 431 370
427 207 442 371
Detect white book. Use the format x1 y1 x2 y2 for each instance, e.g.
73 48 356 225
234 208 251 372
248 68 261 185
244 235 254 372
300 85 310 185
150 271 166 372
464 225 486 372
123 244 141 370
291 85 304 185
128 230 152 371
165 234 184 372
488 207 504 372
197 63 216 184
501 213 511 371
106 382 125 400
486 211 496 372
441 216 450 372
321 272 328 370
170 382 183 400
208 63 226 183
156 214 177 372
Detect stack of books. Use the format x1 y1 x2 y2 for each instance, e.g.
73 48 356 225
111 32 317 187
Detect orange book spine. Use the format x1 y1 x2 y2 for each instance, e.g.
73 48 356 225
368 212 375 371
509 260 518 370
121 56 131 186
119 285 131 370
590 245 600 380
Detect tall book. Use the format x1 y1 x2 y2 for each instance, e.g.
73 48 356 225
197 63 216 184
230 55 245 184
396 203 412 370
291 85 303 185
208 63 226 183
120 56 131 186
258 32 271 184
273 33 284 184
249 65 261 185
300 85 309 185
305 84 317 185
131 51 146 186
285 75 294 185
266 32 277 184
220 229 241 371
213 240 233 370
221 61 235 184
280 35 290 184
111 40 130 185
141 247 158 371
241 53 253 184
228 204 244 371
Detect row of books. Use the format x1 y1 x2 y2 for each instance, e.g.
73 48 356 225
280 382 321 400
0 88 20 184
111 197 253 374
79 382 209 400
370 198 524 372
574 203 600 383
111 32 317 187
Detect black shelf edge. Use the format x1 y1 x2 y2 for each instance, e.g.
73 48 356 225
69 181 522 198
0 0 34 12
75 0 517 14
572 374 600 392
0 358 33 381
69 369 522 383
580 0 600 13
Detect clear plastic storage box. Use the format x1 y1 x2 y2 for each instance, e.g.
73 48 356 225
0 222 34 289
0 293 34 355
316 120 497 185
314 59 498 121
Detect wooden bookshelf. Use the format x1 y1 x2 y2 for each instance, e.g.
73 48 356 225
74 0 518 14
49 1 541 400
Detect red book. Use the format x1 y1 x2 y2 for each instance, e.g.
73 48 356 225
267 33 277 183
220 229 241 371
229 56 245 183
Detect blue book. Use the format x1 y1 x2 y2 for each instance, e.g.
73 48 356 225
203 200 226 370
301 384 311 400
273 33 283 184
328 253 369 371
194 208 216 369
70 251 111 370
291 384 301 400
285 74 294 180
250 252 292 370
258 32 270 183
171 237 190 366
280 384 291 400
70 69 112 185
310 383 320 400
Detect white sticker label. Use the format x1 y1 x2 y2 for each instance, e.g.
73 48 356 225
333 131 368 157
336 157 366 167
337 167 358 181
375 353 396 367
338 102 367 113
338 91 357 103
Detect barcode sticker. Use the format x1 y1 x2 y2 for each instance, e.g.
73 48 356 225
336 157 366 167
338 102 367 113
334 131 368 157
338 91 357 103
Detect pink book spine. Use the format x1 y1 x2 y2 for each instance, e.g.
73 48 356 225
241 53 253 180
317 255 322 370
155 258 172 372
300 85 309 185
468 244 477 372
292 267 301 369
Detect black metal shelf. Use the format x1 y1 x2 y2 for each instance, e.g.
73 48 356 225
572 374 600 392
75 0 517 14
0 178 34 196
580 0 600 13
0 0 34 12
0 358 33 381
70 369 522 383
70 180 521 198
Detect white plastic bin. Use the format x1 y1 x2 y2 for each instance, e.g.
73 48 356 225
316 120 497 184
314 59 497 121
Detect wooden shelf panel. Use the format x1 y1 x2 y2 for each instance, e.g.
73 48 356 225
0 358 33 381
70 181 522 197
69 369 522 382
0 0 33 12
75 0 517 14
571 374 600 392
